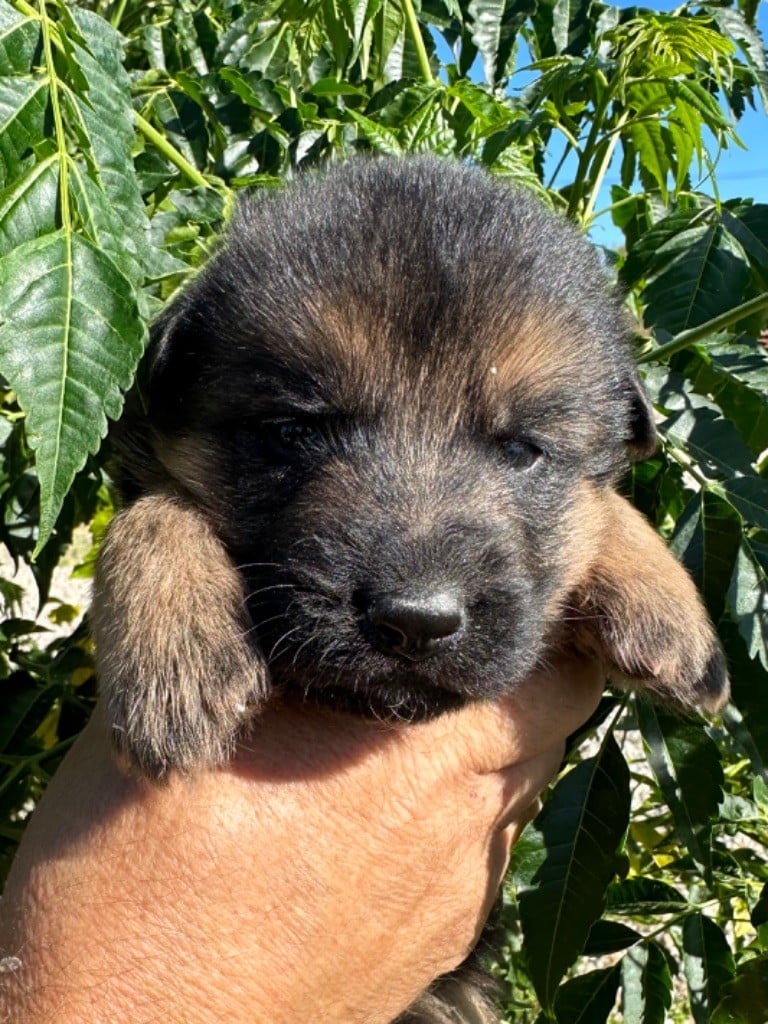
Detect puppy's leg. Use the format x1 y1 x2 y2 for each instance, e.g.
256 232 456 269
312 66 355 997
575 491 729 712
92 493 268 777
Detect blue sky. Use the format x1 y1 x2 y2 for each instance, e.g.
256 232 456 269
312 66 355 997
435 2 767 244
587 0 768 244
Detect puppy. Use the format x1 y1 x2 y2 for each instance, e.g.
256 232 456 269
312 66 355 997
92 157 728 1024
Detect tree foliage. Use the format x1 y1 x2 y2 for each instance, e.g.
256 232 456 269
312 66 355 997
0 0 767 1020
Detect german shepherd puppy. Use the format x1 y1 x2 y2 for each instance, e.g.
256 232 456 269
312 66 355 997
92 157 728 1024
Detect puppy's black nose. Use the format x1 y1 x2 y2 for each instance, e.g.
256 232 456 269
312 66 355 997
365 590 465 661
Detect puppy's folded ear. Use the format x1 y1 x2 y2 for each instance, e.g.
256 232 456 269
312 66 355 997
624 373 658 462
574 491 729 713
92 493 269 778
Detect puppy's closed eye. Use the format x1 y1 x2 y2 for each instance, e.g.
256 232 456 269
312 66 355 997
496 436 545 469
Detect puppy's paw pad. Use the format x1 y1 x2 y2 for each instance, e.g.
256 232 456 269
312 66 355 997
603 615 729 714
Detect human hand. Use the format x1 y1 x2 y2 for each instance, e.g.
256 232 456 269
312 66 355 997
0 656 603 1024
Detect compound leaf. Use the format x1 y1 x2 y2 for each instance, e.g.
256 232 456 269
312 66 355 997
551 964 622 1024
511 734 630 1012
621 942 673 1024
683 913 736 1024
670 489 743 623
0 3 46 187
728 538 768 669
468 0 533 86
636 703 724 873
0 231 144 547
712 955 768 1024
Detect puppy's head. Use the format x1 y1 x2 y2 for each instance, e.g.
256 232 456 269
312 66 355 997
123 157 723 719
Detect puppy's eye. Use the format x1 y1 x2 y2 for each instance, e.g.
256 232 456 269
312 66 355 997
500 438 543 469
271 420 321 445
262 418 323 451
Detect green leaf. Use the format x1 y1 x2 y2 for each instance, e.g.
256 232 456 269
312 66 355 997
0 6 153 549
750 882 768 928
550 0 592 57
621 942 673 1024
671 79 731 132
0 3 47 188
703 4 768 112
721 205 768 273
584 920 641 956
727 539 768 669
707 337 768 395
660 402 756 479
468 0 533 86
67 9 151 287
372 1 406 81
0 1 41 75
620 200 762 338
511 735 630 1011
308 77 367 96
712 955 768 1024
636 703 724 873
720 622 768 768
605 877 689 915
0 155 59 256
0 231 145 549
722 479 768 532
552 964 622 1024
681 335 768 458
642 221 751 336
446 78 516 125
683 913 736 1024
626 118 669 202
346 109 403 154
219 68 286 117
670 490 743 622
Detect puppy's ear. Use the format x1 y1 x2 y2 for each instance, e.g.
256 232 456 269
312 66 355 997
92 493 269 777
625 374 658 462
574 492 729 712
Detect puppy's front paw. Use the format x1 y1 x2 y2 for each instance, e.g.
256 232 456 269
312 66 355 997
92 494 269 778
574 492 729 713
578 578 728 713
102 611 265 778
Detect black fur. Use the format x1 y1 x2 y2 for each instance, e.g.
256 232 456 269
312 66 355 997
119 157 646 722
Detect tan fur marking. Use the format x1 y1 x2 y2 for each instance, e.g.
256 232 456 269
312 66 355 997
573 492 729 711
488 309 584 394
92 493 267 775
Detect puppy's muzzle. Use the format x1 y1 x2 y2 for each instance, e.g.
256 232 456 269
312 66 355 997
362 588 467 661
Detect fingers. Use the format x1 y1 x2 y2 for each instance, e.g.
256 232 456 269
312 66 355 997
415 654 605 777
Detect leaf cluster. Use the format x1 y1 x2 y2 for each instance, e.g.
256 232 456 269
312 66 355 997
0 1 767 1020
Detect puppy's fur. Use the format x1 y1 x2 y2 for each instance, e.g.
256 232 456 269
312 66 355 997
92 157 728 1024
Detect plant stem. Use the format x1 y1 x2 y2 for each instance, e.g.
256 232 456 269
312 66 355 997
638 292 768 364
0 737 76 801
583 110 629 225
134 111 213 190
402 0 434 84
566 76 615 221
110 0 129 30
